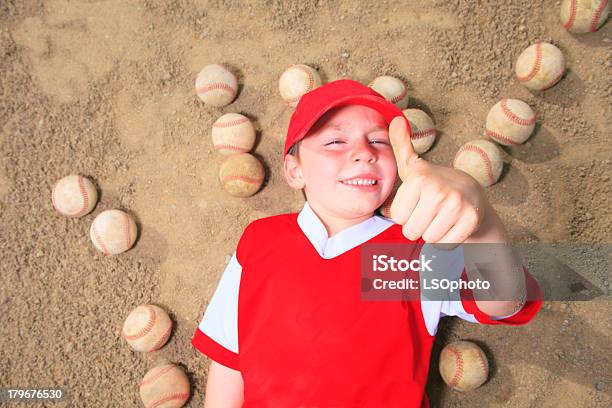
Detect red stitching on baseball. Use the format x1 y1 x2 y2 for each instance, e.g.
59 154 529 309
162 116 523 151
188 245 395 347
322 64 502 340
196 82 236 96
139 364 175 388
563 0 577 29
213 144 249 152
284 65 315 106
74 176 90 217
213 117 249 128
123 305 156 341
149 320 172 352
293 65 314 93
486 129 521 146
367 78 408 104
475 347 489 378
517 42 541 82
197 64 236 96
91 221 110 255
52 177 90 217
454 144 495 184
390 86 408 104
147 392 189 408
412 129 436 140
540 68 565 90
221 175 264 185
500 99 536 126
591 0 608 32
445 346 464 388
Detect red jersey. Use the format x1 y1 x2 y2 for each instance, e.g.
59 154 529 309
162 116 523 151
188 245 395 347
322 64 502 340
192 202 541 407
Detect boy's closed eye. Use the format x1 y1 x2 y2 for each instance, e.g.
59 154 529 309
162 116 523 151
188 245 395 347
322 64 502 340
367 130 391 145
324 139 390 146
325 140 345 145
323 132 391 146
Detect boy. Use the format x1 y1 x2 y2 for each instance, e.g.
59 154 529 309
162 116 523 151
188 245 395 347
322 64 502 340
192 79 541 407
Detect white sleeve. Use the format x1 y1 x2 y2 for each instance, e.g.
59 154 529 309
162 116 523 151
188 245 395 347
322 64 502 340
419 244 478 336
419 243 527 334
197 252 241 353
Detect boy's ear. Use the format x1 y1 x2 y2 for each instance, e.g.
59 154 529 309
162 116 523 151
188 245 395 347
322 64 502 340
283 154 305 189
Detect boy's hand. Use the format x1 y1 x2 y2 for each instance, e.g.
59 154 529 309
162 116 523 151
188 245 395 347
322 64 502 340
387 116 488 243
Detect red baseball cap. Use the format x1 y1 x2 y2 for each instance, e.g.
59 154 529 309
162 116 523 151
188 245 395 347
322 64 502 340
283 79 411 156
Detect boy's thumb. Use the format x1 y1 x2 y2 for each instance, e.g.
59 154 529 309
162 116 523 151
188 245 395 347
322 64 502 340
389 116 417 182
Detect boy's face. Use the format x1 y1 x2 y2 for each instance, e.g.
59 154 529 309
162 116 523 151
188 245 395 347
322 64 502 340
284 104 398 219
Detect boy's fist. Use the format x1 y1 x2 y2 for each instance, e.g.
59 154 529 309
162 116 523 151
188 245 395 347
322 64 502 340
387 117 487 243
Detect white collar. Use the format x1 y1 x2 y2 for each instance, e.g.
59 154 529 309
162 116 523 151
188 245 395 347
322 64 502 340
296 201 395 259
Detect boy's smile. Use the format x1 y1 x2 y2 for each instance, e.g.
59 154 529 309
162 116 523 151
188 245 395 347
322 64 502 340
284 104 399 236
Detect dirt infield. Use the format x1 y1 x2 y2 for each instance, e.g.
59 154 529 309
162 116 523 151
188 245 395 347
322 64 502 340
0 0 610 406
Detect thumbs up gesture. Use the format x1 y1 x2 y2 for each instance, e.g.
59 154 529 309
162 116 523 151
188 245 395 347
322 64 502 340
387 116 488 243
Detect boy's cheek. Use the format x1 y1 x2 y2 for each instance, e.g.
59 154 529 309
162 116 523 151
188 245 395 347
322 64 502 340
385 159 399 182
384 150 398 169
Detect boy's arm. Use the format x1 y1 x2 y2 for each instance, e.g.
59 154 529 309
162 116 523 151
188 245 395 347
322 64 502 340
462 200 528 318
204 361 244 408
192 251 243 403
386 116 540 321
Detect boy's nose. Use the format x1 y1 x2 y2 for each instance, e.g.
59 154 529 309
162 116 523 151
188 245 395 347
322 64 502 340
351 141 376 163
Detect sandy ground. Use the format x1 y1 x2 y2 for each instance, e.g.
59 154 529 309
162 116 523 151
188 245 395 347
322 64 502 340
0 0 610 406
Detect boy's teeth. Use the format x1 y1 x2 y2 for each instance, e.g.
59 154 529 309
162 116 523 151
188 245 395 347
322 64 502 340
342 178 377 185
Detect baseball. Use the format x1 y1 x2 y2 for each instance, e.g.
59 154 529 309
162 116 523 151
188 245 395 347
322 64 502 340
515 42 566 91
211 113 256 155
485 98 536 146
195 64 238 107
560 0 610 33
218 153 265 197
122 304 173 352
453 139 503 187
402 109 437 154
278 64 322 107
439 341 489 391
89 209 137 255
139 363 190 408
369 76 409 109
51 175 98 218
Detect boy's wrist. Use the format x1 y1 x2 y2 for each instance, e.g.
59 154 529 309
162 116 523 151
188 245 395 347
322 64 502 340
464 201 508 244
